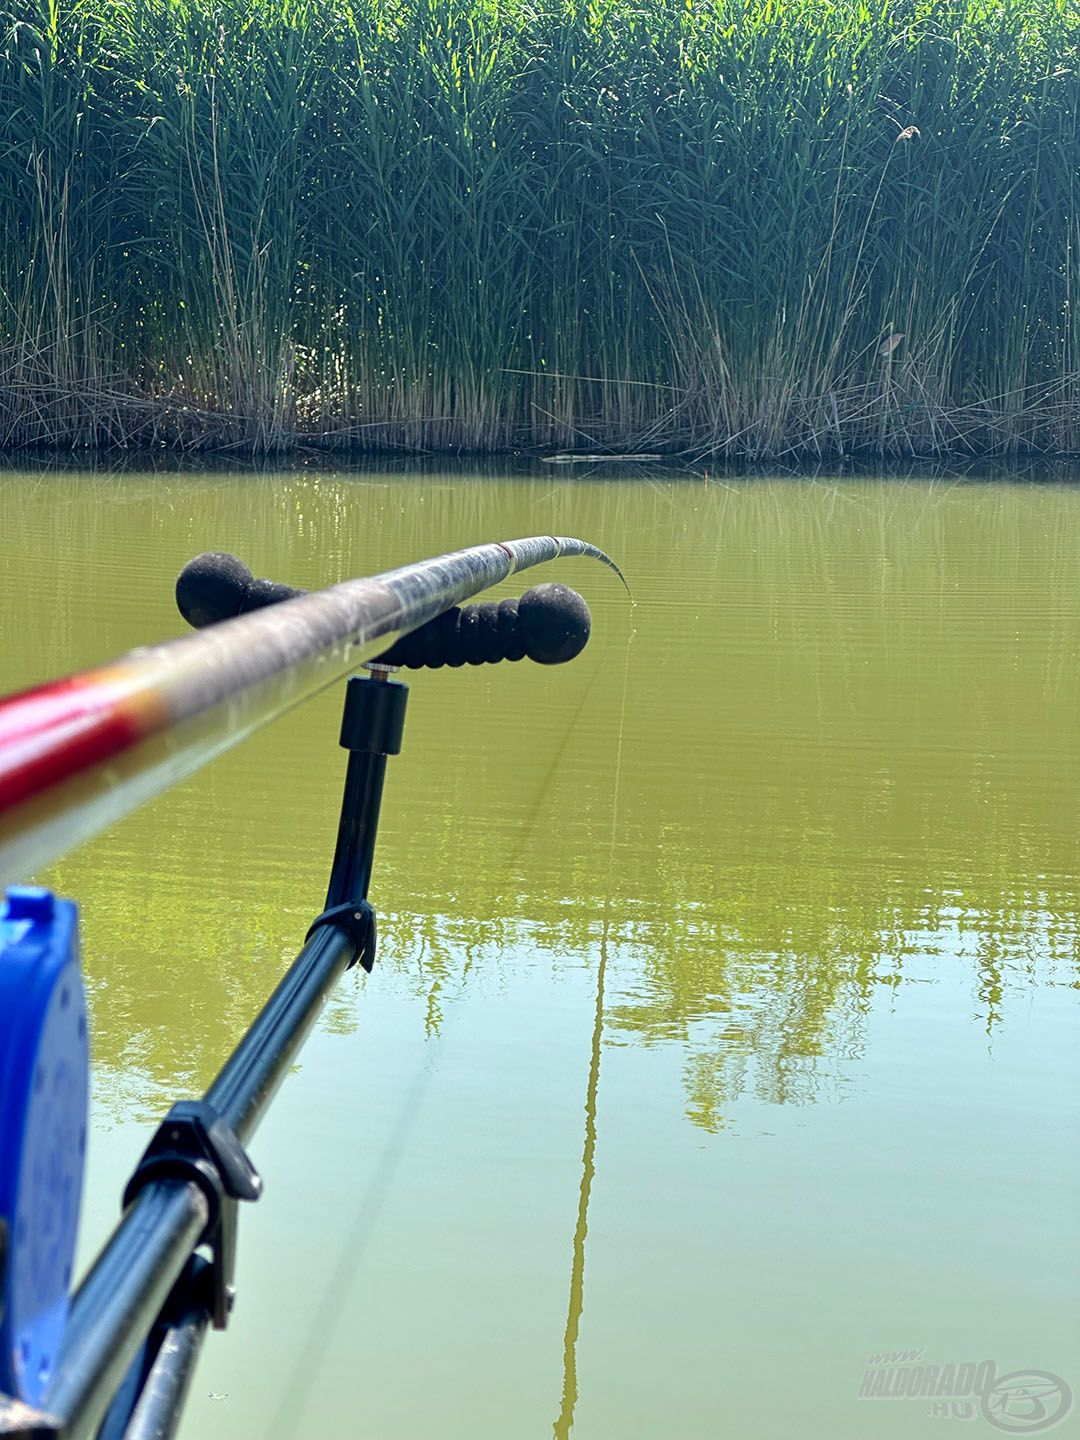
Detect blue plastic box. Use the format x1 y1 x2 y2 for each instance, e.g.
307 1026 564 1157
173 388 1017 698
0 887 88 1406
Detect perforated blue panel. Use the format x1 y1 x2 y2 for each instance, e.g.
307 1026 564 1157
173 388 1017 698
0 887 87 1406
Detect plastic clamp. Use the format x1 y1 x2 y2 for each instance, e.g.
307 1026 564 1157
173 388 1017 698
122 1101 261 1330
305 900 377 973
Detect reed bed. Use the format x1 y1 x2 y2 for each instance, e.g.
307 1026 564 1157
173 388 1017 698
0 0 1077 457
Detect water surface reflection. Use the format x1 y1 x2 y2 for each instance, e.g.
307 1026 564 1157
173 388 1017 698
1 467 1077 1438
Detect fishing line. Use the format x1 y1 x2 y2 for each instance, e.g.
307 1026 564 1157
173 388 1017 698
267 611 620 1437
399 656 606 1032
552 600 634 1439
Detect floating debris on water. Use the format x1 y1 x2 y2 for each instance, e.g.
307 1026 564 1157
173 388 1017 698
541 453 662 464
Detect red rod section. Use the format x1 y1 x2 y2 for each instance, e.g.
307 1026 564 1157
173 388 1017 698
0 669 163 812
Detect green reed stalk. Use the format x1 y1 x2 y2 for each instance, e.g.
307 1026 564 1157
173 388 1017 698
0 0 1076 457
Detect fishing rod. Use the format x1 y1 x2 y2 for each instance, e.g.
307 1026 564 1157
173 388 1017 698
0 536 621 1440
0 536 623 892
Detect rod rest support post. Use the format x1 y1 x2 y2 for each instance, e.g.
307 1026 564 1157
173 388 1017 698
314 672 409 970
121 1102 261 1332
338 669 407 756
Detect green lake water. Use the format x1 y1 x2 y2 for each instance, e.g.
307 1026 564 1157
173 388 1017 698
2 466 1078 1438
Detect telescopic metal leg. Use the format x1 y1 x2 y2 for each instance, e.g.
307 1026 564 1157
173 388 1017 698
120 1260 212 1440
45 672 410 1440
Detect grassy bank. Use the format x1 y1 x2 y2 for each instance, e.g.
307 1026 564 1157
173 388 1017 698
0 0 1077 457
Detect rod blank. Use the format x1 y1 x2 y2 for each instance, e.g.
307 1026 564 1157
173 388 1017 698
0 537 622 886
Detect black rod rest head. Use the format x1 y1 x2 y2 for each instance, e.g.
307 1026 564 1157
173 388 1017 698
375 584 591 668
175 553 592 667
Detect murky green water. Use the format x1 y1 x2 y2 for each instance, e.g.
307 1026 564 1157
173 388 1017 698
3 466 1079 1438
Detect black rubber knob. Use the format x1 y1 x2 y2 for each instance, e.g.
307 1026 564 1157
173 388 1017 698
175 552 255 629
176 553 592 668
376 586 590 667
517 583 591 664
176 553 304 628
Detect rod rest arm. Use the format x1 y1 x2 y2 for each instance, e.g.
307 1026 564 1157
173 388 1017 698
176 554 591 667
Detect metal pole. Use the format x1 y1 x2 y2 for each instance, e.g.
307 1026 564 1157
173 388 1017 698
121 1261 213 1440
202 924 356 1145
40 672 408 1438
207 674 406 1143
47 1183 209 1440
46 921 357 1439
324 673 408 910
